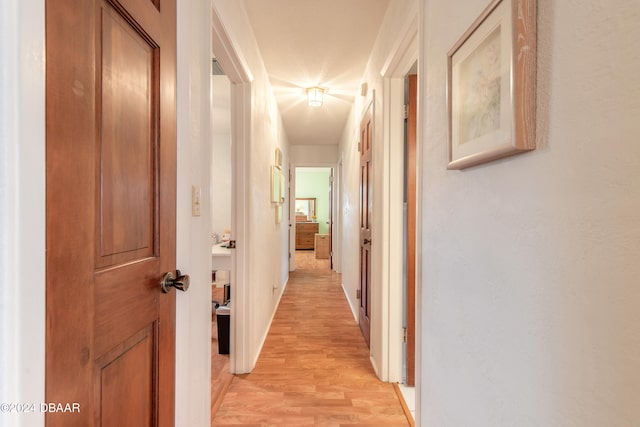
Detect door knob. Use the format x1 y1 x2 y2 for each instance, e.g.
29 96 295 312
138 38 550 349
161 270 190 293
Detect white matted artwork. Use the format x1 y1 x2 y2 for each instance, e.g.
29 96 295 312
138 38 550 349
270 165 281 203
447 0 537 170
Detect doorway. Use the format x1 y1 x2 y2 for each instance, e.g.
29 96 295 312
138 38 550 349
210 62 234 410
211 3 253 375
294 167 334 271
403 69 418 387
380 22 419 414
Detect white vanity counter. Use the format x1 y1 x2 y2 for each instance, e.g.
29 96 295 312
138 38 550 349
211 242 232 257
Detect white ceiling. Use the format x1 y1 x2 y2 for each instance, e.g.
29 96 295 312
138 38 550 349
243 0 390 146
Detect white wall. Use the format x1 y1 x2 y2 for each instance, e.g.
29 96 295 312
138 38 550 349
212 0 290 369
0 0 45 426
210 131 232 235
175 0 213 425
211 76 232 238
337 111 360 321
290 144 338 165
419 0 640 425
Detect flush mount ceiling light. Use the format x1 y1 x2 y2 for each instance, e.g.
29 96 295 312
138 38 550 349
306 87 325 107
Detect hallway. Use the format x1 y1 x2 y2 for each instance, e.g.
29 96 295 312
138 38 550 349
212 252 410 426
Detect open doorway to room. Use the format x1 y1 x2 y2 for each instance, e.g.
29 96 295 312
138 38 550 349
210 7 254 417
294 167 333 271
209 59 234 411
381 37 419 417
399 63 418 421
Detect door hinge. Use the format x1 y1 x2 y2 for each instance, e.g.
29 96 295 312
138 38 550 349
212 58 225 76
403 327 408 343
404 104 409 119
356 289 361 299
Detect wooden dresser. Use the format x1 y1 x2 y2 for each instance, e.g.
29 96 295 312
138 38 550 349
296 222 319 249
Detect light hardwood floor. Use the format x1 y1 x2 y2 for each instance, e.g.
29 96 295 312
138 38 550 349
212 251 410 426
211 287 233 412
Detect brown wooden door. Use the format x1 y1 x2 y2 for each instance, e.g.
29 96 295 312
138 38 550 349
359 108 373 347
405 74 418 386
45 0 177 426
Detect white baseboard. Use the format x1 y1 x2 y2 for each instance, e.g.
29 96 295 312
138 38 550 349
341 282 359 322
252 276 289 368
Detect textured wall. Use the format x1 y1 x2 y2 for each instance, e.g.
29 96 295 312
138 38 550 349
210 76 232 239
290 144 338 165
210 75 232 238
337 108 361 321
210 129 232 236
420 0 640 425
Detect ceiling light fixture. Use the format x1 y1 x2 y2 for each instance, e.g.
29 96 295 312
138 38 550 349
306 87 324 107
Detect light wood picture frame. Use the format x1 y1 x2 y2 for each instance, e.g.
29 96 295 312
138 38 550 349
275 147 282 167
447 0 536 170
279 167 285 204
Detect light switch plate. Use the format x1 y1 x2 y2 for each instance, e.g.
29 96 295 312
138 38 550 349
192 185 201 217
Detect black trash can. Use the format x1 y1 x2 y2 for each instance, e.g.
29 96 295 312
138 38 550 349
216 305 230 354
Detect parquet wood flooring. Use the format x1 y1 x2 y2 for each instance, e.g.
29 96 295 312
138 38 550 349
212 253 410 426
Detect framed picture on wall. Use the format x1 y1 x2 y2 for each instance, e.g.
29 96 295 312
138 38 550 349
271 165 281 203
275 147 282 167
279 167 286 204
447 0 536 170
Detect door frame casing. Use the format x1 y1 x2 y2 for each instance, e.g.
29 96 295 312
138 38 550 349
0 0 46 423
379 9 419 383
404 74 418 386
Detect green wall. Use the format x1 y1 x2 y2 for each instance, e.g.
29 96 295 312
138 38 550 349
295 168 331 235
